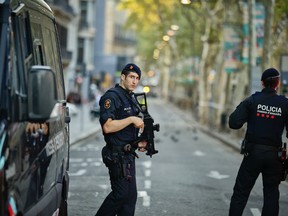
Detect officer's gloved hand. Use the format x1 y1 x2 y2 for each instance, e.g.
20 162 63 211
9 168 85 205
138 140 147 152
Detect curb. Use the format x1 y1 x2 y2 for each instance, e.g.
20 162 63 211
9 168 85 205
70 127 101 146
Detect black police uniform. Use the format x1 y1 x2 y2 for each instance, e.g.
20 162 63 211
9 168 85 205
228 87 288 216
95 84 140 216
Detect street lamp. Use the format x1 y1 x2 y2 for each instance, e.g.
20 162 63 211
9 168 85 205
181 0 191 5
162 35 170 42
170 25 179 31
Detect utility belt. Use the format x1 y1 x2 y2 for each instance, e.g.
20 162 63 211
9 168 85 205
253 144 279 151
240 140 281 156
102 144 134 181
241 140 288 181
106 144 124 153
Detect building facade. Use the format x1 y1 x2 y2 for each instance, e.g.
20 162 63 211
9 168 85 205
46 0 137 100
93 0 137 89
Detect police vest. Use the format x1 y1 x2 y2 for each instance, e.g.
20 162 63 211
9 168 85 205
105 86 140 146
245 91 288 147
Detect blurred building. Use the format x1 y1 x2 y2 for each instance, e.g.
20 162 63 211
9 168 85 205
45 0 74 68
46 0 137 101
93 0 137 86
66 0 96 102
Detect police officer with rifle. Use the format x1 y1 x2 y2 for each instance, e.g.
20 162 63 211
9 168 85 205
95 63 159 216
228 68 288 216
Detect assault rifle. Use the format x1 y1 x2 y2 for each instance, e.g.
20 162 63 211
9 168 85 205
130 92 160 157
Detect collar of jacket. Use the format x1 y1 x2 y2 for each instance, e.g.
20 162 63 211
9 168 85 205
261 88 277 94
115 84 133 96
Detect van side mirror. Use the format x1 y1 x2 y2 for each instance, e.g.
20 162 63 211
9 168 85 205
28 65 57 121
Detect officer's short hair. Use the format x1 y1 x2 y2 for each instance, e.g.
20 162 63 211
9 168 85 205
263 76 280 88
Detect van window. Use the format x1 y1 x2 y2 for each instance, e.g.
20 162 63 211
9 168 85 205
22 12 32 59
43 27 64 99
12 12 32 93
9 19 17 91
30 21 64 100
35 43 44 65
31 23 45 65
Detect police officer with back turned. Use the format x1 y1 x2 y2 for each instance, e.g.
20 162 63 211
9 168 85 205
228 68 288 216
95 63 147 216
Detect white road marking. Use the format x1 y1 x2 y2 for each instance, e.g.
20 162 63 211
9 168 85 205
80 162 88 167
206 170 229 179
86 144 100 151
70 158 101 167
91 162 102 166
98 184 109 190
70 162 88 167
70 169 86 176
138 191 150 207
193 150 206 156
144 169 151 177
87 158 99 162
142 160 152 168
250 208 261 216
70 158 84 162
72 146 99 151
144 180 151 189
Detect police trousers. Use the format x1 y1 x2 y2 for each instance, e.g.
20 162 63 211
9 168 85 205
229 146 283 216
95 159 137 216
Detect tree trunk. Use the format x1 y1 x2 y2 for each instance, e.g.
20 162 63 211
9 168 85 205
262 0 275 70
198 19 212 125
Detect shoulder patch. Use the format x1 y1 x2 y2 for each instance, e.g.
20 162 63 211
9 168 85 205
104 99 111 109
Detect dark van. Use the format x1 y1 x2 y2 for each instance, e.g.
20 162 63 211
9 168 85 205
0 0 70 215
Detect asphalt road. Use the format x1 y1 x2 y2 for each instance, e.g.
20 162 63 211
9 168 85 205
67 98 288 216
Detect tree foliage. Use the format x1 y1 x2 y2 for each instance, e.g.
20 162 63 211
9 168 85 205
117 0 205 65
117 0 288 126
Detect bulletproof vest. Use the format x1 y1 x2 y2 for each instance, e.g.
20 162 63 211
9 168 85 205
105 87 140 146
245 91 287 147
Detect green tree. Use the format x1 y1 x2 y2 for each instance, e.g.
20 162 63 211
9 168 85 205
117 0 288 128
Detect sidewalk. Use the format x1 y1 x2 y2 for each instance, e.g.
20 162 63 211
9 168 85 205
69 103 101 145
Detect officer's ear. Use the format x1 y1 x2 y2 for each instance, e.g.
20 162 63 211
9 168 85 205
120 73 126 81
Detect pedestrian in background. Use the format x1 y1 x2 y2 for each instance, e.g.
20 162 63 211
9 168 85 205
95 63 147 216
228 68 288 216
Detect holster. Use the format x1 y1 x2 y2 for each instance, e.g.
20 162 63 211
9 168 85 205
278 146 288 181
240 139 252 156
101 146 117 167
101 146 133 181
